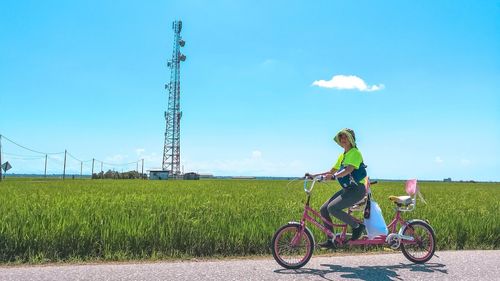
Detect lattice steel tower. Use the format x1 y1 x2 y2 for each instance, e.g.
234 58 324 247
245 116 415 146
162 20 186 176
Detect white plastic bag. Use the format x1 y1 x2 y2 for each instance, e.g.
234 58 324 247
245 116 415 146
364 200 388 239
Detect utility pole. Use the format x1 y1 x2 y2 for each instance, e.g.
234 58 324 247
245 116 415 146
91 158 95 179
101 161 103 179
141 158 144 179
80 161 83 178
44 154 48 178
63 149 67 180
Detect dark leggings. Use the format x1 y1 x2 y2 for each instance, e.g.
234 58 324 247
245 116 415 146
320 183 366 231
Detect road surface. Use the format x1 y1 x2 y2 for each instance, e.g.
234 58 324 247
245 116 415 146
0 250 498 281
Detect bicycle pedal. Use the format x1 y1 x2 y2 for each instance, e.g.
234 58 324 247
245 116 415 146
317 242 335 249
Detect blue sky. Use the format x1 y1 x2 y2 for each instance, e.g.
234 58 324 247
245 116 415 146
1 0 499 181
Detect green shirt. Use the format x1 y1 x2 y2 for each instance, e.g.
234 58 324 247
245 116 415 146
333 147 363 170
333 147 366 184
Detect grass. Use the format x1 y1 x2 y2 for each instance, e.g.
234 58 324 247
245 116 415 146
0 178 498 263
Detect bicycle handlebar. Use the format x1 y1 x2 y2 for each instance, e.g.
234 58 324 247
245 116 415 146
303 176 378 194
303 176 323 194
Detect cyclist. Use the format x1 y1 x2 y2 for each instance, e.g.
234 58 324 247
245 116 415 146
306 128 367 248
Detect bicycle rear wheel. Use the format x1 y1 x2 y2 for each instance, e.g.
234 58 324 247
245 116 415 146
271 223 314 269
401 220 436 263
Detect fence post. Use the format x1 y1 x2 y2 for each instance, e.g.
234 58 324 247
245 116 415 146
63 150 67 180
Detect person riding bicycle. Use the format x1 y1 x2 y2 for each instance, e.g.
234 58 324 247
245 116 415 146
306 128 367 248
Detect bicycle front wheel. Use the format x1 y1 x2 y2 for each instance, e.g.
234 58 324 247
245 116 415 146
271 223 314 269
401 220 436 263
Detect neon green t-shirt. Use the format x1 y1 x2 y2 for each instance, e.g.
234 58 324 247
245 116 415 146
333 147 363 170
332 147 366 183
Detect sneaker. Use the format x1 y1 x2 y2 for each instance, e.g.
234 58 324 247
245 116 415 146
351 224 366 241
318 239 335 249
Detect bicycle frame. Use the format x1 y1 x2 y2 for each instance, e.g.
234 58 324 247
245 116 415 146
293 178 411 247
273 177 436 268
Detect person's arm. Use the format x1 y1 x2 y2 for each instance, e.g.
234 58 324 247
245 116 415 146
306 168 338 180
333 165 354 178
324 168 338 180
305 153 343 179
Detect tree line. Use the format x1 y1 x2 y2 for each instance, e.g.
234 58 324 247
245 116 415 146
92 170 146 179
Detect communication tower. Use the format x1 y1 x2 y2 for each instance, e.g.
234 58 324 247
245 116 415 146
162 20 186 176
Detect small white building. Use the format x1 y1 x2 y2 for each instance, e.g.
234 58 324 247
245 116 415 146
149 170 169 180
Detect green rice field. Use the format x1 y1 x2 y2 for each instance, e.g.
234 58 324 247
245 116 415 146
0 178 498 263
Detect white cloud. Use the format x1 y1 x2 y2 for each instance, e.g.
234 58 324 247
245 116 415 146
312 75 384 92
435 156 444 164
134 149 162 170
460 159 471 166
49 155 64 161
135 148 145 156
252 150 262 159
260 58 277 67
183 150 304 176
106 154 127 163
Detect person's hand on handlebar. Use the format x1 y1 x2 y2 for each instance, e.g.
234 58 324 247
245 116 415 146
316 175 325 182
305 172 337 181
304 173 322 180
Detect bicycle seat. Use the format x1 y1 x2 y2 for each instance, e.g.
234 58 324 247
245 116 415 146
388 195 413 206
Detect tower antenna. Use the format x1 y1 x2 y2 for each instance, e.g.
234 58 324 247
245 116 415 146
162 20 186 178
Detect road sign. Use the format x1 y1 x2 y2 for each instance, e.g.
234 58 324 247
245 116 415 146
1 161 12 172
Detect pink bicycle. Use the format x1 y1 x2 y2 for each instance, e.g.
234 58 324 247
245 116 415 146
271 177 436 269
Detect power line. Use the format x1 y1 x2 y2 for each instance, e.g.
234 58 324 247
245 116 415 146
47 154 65 162
95 159 140 167
0 134 145 175
3 152 46 159
1 134 64 155
66 151 93 163
3 155 46 160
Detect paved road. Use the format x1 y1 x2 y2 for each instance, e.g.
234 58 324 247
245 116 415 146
0 250 498 281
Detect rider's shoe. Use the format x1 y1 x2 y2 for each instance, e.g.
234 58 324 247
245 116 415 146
350 224 366 241
318 239 335 249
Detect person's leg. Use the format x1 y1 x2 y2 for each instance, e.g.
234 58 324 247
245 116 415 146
320 189 343 233
327 183 366 228
318 189 344 248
